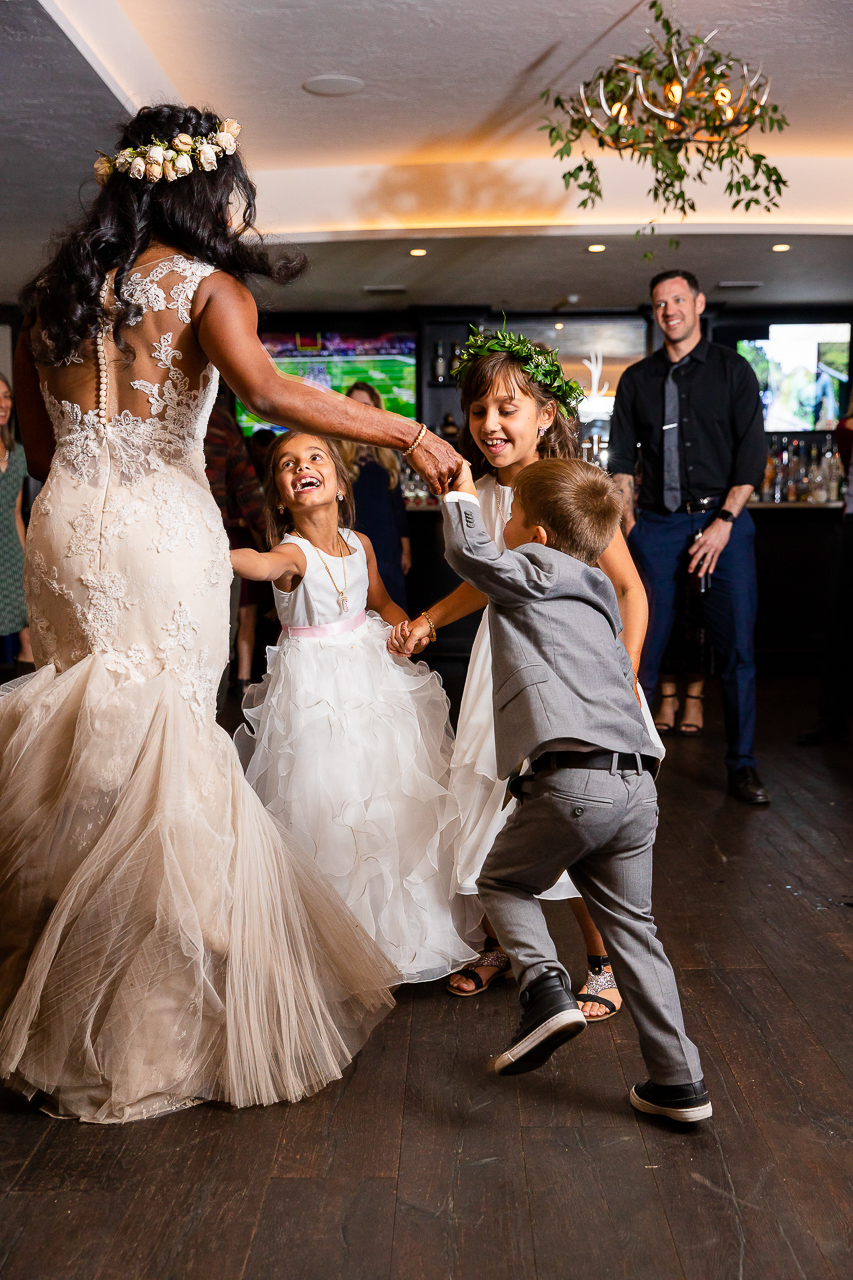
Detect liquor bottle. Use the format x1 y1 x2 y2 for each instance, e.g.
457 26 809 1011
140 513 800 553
786 438 798 502
591 433 602 468
795 440 810 501
759 448 774 501
449 344 462 376
808 440 828 504
828 448 844 502
773 437 787 504
432 342 447 384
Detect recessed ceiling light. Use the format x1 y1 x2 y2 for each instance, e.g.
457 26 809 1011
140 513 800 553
409 249 427 257
772 243 791 252
568 294 580 303
554 323 564 330
588 244 606 253
302 75 365 97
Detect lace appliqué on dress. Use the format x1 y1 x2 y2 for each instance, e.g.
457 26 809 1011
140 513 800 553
124 256 216 326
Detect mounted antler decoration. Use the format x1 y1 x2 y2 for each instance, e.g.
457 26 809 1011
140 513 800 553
543 1 788 217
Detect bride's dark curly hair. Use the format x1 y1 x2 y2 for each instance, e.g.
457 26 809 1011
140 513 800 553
22 103 307 366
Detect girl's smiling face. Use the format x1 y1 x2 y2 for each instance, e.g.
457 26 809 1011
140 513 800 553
275 434 339 514
467 378 556 483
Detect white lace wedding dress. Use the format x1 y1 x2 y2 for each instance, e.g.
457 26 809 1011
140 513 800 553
0 254 397 1123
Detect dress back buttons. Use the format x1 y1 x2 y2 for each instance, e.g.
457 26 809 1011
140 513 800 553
574 806 584 816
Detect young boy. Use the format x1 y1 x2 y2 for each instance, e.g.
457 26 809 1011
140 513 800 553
442 457 711 1124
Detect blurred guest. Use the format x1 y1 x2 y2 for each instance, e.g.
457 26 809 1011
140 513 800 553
342 381 411 609
204 399 266 697
0 373 33 675
798 413 853 744
654 588 706 736
247 426 277 478
609 270 768 804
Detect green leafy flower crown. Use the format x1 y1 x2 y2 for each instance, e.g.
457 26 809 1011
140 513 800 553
454 325 585 418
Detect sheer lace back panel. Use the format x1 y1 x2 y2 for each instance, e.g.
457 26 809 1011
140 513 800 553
26 254 231 714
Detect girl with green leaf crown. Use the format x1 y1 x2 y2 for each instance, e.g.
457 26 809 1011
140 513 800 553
389 329 653 1018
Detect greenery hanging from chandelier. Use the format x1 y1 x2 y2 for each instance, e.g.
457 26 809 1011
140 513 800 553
542 1 789 218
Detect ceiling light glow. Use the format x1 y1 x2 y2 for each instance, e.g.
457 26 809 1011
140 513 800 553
588 244 606 253
772 243 791 252
554 323 564 329
409 249 427 256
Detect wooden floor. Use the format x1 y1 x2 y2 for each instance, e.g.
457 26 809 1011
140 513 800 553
1 678 852 1280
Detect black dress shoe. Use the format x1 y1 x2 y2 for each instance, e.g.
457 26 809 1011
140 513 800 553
727 765 770 805
630 1078 712 1123
796 725 849 746
494 970 586 1076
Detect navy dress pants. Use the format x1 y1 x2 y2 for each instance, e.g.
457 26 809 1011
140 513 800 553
629 509 758 771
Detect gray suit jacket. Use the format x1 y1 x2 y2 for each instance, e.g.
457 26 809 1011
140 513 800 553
442 495 656 780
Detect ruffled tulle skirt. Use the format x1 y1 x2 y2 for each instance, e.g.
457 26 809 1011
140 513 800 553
236 613 477 983
0 657 396 1124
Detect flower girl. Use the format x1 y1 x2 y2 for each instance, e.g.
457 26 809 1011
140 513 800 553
232 432 477 984
390 329 662 1016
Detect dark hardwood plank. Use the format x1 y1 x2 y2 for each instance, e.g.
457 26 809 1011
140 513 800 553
91 1103 286 1280
612 981 836 1280
518 1026 685 1280
684 966 853 1276
0 1190 127 1280
273 991 412 1180
389 981 536 1280
0 1089 50 1194
244 1177 396 1280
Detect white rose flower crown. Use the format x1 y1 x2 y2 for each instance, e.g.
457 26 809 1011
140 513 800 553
94 118 242 186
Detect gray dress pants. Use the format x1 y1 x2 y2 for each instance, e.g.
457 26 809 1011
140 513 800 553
476 762 703 1087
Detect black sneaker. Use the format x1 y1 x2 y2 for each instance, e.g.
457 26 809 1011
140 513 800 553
630 1078 712 1123
494 970 586 1076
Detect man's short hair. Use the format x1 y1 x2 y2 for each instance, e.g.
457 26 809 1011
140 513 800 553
513 458 621 566
649 268 701 298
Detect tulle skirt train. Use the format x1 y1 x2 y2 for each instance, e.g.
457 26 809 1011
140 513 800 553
0 657 396 1123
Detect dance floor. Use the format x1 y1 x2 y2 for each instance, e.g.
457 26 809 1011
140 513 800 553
1 678 851 1280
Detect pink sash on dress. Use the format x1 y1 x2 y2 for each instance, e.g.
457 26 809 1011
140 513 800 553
282 609 368 639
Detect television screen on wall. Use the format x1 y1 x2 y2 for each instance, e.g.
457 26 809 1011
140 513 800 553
235 331 417 434
737 323 851 432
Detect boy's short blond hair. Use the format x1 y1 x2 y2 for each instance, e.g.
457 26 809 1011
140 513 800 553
513 458 622 565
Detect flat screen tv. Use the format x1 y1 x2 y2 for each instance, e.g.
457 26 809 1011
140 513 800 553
235 331 417 434
737 323 851 432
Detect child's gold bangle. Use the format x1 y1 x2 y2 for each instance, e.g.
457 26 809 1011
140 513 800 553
420 610 437 644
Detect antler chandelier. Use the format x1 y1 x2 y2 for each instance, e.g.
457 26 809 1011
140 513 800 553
544 1 788 218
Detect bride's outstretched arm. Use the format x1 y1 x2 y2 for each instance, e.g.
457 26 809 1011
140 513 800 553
14 325 56 482
194 273 462 494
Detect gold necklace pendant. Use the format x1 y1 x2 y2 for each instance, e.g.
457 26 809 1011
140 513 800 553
316 534 349 612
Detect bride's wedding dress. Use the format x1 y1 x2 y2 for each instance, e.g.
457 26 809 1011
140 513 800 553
0 254 396 1123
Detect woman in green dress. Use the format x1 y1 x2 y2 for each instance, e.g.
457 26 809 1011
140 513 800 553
0 374 32 671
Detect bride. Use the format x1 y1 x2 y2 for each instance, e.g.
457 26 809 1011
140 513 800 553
0 104 460 1123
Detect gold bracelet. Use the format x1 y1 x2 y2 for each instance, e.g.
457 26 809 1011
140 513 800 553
402 423 427 457
419 610 437 644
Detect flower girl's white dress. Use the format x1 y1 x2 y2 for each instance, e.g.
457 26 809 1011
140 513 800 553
236 530 477 984
0 255 396 1124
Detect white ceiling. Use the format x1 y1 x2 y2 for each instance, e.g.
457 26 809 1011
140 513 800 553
115 0 852 167
2 0 852 309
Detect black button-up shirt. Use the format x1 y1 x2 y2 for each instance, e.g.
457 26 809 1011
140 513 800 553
607 337 766 511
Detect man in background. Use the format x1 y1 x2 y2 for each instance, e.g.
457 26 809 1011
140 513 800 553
608 270 769 805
